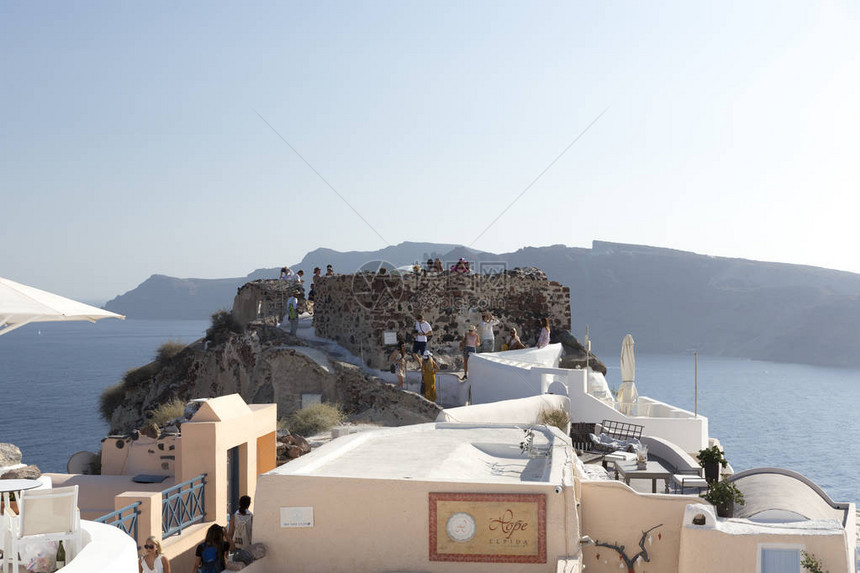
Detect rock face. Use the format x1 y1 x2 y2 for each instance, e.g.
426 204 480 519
1 465 41 480
106 325 442 435
0 443 22 467
312 268 571 369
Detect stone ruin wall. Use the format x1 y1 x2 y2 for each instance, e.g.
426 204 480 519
313 269 571 369
233 279 307 327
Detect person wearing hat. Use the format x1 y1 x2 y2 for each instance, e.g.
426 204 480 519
421 350 439 402
460 324 481 380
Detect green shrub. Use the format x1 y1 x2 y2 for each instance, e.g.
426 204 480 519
99 382 126 422
151 399 186 427
155 340 186 364
538 406 570 433
286 403 345 437
206 310 242 344
122 362 159 389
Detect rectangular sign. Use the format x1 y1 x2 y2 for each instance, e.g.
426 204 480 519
280 506 314 528
429 493 546 563
383 331 398 345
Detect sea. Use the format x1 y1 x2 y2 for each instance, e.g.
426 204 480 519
1 319 858 504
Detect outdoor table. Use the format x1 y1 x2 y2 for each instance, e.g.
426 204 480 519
0 479 40 516
614 460 672 493
0 478 40 571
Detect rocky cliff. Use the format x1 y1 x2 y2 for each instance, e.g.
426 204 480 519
104 324 441 435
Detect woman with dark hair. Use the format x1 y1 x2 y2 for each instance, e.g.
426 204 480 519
389 342 408 388
536 317 551 349
227 495 253 552
193 523 229 573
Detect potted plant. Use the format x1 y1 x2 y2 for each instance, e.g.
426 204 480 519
701 478 745 518
697 444 727 483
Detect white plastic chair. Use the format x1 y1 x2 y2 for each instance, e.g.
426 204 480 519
8 485 80 571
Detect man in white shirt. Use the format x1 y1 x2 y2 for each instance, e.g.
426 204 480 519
412 314 432 363
479 312 500 353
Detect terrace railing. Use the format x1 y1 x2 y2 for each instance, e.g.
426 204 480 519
162 474 206 538
94 501 141 545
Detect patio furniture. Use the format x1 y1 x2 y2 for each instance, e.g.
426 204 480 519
614 459 673 493
7 485 81 572
638 436 707 494
0 479 41 573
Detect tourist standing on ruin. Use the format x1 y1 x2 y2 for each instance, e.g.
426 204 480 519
422 350 439 402
326 264 334 276
433 257 444 272
505 327 526 351
286 293 299 335
461 325 480 380
479 312 499 353
412 314 432 362
389 342 408 388
536 317 551 348
279 266 293 280
313 267 321 283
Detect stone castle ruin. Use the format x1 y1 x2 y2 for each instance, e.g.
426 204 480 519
312 267 571 369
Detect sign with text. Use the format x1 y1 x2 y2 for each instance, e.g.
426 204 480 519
280 506 314 528
429 493 546 563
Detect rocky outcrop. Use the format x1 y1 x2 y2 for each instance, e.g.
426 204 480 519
313 268 571 369
0 443 22 467
106 324 441 435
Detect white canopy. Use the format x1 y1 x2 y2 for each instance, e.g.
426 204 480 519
0 276 125 336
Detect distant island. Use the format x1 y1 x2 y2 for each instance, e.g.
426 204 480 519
104 240 860 368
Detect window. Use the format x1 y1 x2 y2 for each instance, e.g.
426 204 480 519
760 546 800 573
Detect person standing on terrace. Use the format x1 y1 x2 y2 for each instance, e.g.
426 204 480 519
479 312 499 353
390 342 408 388
461 325 480 380
422 350 439 402
536 317 551 348
412 314 432 363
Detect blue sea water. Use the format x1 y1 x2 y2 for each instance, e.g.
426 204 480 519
603 354 860 504
0 319 208 473
2 320 858 503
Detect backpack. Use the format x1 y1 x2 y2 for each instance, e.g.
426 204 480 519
233 514 251 547
200 544 220 573
288 299 298 320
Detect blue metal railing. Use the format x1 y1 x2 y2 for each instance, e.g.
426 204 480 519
95 501 141 544
162 474 206 538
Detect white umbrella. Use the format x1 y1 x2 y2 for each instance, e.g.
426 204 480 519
617 334 638 415
0 277 124 336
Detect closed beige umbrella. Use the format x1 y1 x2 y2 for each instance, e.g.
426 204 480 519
617 334 638 415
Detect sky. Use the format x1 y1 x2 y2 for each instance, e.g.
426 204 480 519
2 1 860 302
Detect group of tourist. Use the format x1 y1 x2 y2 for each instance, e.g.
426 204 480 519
410 257 472 275
279 264 335 283
137 495 254 573
389 313 553 397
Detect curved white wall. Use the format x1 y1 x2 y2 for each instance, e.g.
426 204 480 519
65 521 138 573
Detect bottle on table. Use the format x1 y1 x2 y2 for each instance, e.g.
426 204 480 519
55 540 66 569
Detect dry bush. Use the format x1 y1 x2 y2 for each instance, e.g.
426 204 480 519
151 399 186 427
538 406 570 433
285 403 346 437
99 382 126 422
155 340 186 364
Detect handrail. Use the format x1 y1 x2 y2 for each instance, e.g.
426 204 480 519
94 501 141 545
162 474 206 538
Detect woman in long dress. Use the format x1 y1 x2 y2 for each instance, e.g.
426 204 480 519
536 317 551 348
422 351 439 402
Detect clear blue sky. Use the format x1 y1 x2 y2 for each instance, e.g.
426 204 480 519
3 1 859 302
